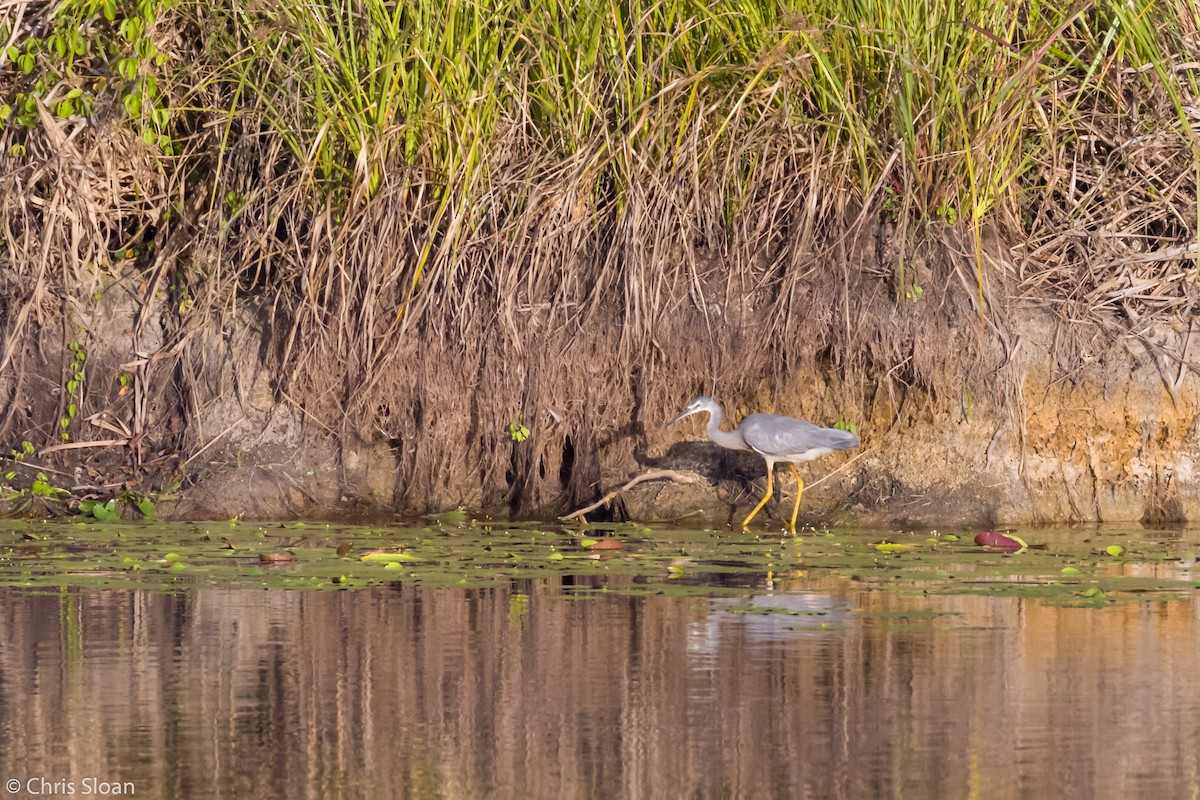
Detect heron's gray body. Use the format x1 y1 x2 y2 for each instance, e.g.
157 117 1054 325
739 413 858 463
668 396 860 529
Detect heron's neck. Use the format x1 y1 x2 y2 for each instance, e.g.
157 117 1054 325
705 407 749 451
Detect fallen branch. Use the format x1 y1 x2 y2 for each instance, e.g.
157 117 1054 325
560 469 703 521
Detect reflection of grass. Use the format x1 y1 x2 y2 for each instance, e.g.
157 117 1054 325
0 520 1197 608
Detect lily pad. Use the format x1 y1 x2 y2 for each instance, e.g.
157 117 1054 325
975 531 1028 553
874 542 916 553
361 551 417 563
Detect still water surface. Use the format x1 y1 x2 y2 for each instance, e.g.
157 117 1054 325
0 523 1199 799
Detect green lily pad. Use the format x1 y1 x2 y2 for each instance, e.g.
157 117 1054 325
360 551 417 563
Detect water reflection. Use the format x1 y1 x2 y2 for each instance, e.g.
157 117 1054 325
0 577 1198 799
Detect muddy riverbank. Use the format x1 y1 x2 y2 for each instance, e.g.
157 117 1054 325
2 263 1195 526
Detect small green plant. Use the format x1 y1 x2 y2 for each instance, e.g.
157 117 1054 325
1 474 66 503
936 198 958 224
134 496 157 518
79 498 119 521
881 185 900 216
62 341 87 441
507 412 530 443
224 191 247 215
78 494 157 521
1 459 70 500
3 440 36 482
31 473 68 498
833 419 858 435
904 283 924 301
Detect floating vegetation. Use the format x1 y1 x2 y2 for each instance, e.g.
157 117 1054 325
0 520 1196 608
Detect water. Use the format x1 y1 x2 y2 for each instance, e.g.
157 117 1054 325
0 522 1199 798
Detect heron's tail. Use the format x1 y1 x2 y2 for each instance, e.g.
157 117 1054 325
830 430 861 450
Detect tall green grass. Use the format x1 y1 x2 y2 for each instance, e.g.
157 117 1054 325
205 0 1196 266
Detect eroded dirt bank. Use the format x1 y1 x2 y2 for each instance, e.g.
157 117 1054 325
2 266 1195 527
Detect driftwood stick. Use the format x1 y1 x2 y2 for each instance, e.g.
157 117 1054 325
561 469 703 521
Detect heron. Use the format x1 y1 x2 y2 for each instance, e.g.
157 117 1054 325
668 396 860 531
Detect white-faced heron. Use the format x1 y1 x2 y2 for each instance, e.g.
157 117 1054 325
668 396 860 530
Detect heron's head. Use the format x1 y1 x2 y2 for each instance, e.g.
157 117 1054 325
667 396 713 426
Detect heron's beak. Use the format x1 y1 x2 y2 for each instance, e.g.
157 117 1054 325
666 408 693 426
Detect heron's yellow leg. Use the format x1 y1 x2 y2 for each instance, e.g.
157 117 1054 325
788 464 805 532
742 462 775 529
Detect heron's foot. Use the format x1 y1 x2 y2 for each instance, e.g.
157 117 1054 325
741 507 770 531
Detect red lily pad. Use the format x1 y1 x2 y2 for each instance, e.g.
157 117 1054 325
974 531 1028 553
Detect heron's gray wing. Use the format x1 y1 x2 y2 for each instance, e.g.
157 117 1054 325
740 414 860 459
